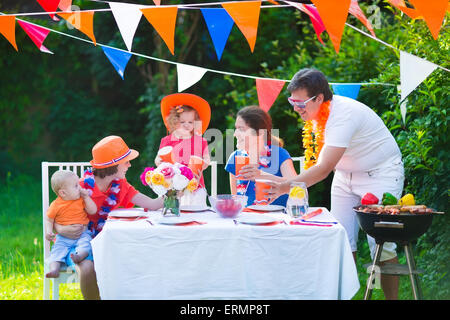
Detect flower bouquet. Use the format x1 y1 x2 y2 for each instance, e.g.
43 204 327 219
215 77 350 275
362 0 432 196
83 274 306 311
140 162 199 216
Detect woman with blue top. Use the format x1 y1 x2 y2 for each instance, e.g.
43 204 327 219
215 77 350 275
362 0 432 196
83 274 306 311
225 106 297 206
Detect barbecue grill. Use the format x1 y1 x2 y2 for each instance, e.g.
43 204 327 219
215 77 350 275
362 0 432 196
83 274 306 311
354 206 436 300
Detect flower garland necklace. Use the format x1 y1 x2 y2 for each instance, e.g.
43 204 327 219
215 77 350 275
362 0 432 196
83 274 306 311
302 101 331 170
83 168 121 235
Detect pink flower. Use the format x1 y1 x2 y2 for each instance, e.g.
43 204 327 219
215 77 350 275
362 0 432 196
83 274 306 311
140 167 154 185
179 166 193 180
160 166 175 179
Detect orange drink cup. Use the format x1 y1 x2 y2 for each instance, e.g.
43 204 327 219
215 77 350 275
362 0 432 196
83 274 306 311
158 146 174 163
188 155 204 176
254 179 272 205
235 155 249 178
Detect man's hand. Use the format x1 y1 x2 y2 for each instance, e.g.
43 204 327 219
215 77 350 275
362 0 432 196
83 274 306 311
80 188 90 198
45 231 56 242
266 180 290 201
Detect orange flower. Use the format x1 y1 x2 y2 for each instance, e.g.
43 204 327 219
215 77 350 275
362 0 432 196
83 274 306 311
302 101 331 170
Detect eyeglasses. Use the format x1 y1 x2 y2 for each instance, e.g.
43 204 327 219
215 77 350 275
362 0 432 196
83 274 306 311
287 95 316 109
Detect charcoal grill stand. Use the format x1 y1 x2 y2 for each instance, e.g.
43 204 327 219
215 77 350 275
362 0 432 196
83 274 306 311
364 239 423 300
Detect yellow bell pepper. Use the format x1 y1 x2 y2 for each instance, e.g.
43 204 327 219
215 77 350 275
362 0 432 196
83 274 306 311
398 193 415 206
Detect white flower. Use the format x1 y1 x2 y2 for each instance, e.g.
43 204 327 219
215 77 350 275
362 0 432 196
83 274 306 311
172 174 189 191
152 185 168 197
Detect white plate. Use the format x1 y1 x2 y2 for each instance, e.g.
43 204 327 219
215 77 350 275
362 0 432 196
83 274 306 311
236 214 281 225
108 208 148 218
179 205 211 212
247 204 285 212
158 216 196 225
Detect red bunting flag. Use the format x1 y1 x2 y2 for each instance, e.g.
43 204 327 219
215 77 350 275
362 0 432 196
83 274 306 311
288 2 326 45
409 0 448 39
349 0 376 37
256 78 285 112
222 1 261 53
311 0 351 53
17 20 53 54
141 6 178 55
58 11 97 45
36 0 61 20
0 15 18 51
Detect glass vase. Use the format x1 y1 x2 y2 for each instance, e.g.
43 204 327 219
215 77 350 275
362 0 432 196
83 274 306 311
163 190 180 216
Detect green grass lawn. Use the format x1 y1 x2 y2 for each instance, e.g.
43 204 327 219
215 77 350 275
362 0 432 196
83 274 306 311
0 173 418 300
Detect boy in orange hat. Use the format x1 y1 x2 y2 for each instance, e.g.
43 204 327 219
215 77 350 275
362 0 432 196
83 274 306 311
53 136 164 299
156 93 211 206
45 170 97 278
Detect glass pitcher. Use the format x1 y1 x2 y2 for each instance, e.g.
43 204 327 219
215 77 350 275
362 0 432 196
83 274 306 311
286 182 309 218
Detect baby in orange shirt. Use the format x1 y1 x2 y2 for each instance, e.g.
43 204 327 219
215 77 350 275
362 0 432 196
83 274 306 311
45 170 97 278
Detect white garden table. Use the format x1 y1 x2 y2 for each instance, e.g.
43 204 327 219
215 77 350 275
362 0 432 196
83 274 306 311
91 207 359 300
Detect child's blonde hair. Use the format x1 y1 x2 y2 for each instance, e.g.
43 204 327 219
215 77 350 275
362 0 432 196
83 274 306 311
166 105 201 134
51 170 77 195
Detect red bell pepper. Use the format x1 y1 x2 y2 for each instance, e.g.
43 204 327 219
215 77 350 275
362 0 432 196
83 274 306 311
361 192 379 205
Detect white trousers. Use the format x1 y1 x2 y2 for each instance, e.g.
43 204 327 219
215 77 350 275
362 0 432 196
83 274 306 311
330 161 404 262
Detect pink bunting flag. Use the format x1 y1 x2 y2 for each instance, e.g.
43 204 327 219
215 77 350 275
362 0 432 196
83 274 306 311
287 2 326 45
17 20 53 54
36 0 61 21
349 0 376 37
256 78 286 112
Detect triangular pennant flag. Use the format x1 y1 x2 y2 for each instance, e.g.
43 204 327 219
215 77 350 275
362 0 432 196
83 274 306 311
311 0 351 53
58 11 97 45
288 2 326 45
0 16 18 51
140 7 178 55
36 0 60 20
200 8 234 61
176 63 207 92
101 46 133 80
332 84 361 100
409 0 448 39
17 20 53 54
153 0 161 5
222 1 261 53
400 51 438 101
256 78 285 112
349 0 376 37
58 0 73 11
109 2 144 52
388 0 422 19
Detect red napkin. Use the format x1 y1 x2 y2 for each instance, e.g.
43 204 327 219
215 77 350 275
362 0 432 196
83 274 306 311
174 221 207 226
107 216 148 221
301 208 323 220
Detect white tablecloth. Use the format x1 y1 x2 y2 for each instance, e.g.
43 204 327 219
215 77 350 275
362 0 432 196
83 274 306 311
91 207 360 300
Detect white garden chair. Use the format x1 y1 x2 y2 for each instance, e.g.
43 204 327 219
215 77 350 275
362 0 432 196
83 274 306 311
291 156 305 174
41 160 218 299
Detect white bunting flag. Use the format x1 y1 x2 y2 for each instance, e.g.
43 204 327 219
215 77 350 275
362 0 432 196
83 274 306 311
400 51 438 102
109 2 146 52
176 63 208 92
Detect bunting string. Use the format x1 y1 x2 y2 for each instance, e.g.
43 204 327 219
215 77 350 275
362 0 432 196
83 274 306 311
2 12 398 87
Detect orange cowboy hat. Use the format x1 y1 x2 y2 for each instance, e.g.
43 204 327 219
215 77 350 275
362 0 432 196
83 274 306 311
90 135 139 169
161 93 211 134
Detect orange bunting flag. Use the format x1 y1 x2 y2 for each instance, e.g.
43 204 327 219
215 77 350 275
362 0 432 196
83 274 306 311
0 16 18 51
349 0 376 37
311 0 351 53
58 0 73 11
256 78 285 112
222 1 261 53
140 7 178 55
58 11 97 45
388 0 422 19
409 0 448 39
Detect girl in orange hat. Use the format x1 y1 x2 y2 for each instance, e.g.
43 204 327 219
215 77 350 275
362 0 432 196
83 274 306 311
52 135 164 299
156 93 211 207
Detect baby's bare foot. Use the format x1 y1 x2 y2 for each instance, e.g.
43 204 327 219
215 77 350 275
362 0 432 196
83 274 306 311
70 252 88 264
45 269 60 278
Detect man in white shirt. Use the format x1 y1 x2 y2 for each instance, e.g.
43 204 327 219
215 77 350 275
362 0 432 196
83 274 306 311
267 68 404 300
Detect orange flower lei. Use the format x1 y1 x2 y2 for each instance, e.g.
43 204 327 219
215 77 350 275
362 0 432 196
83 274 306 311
302 101 331 170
